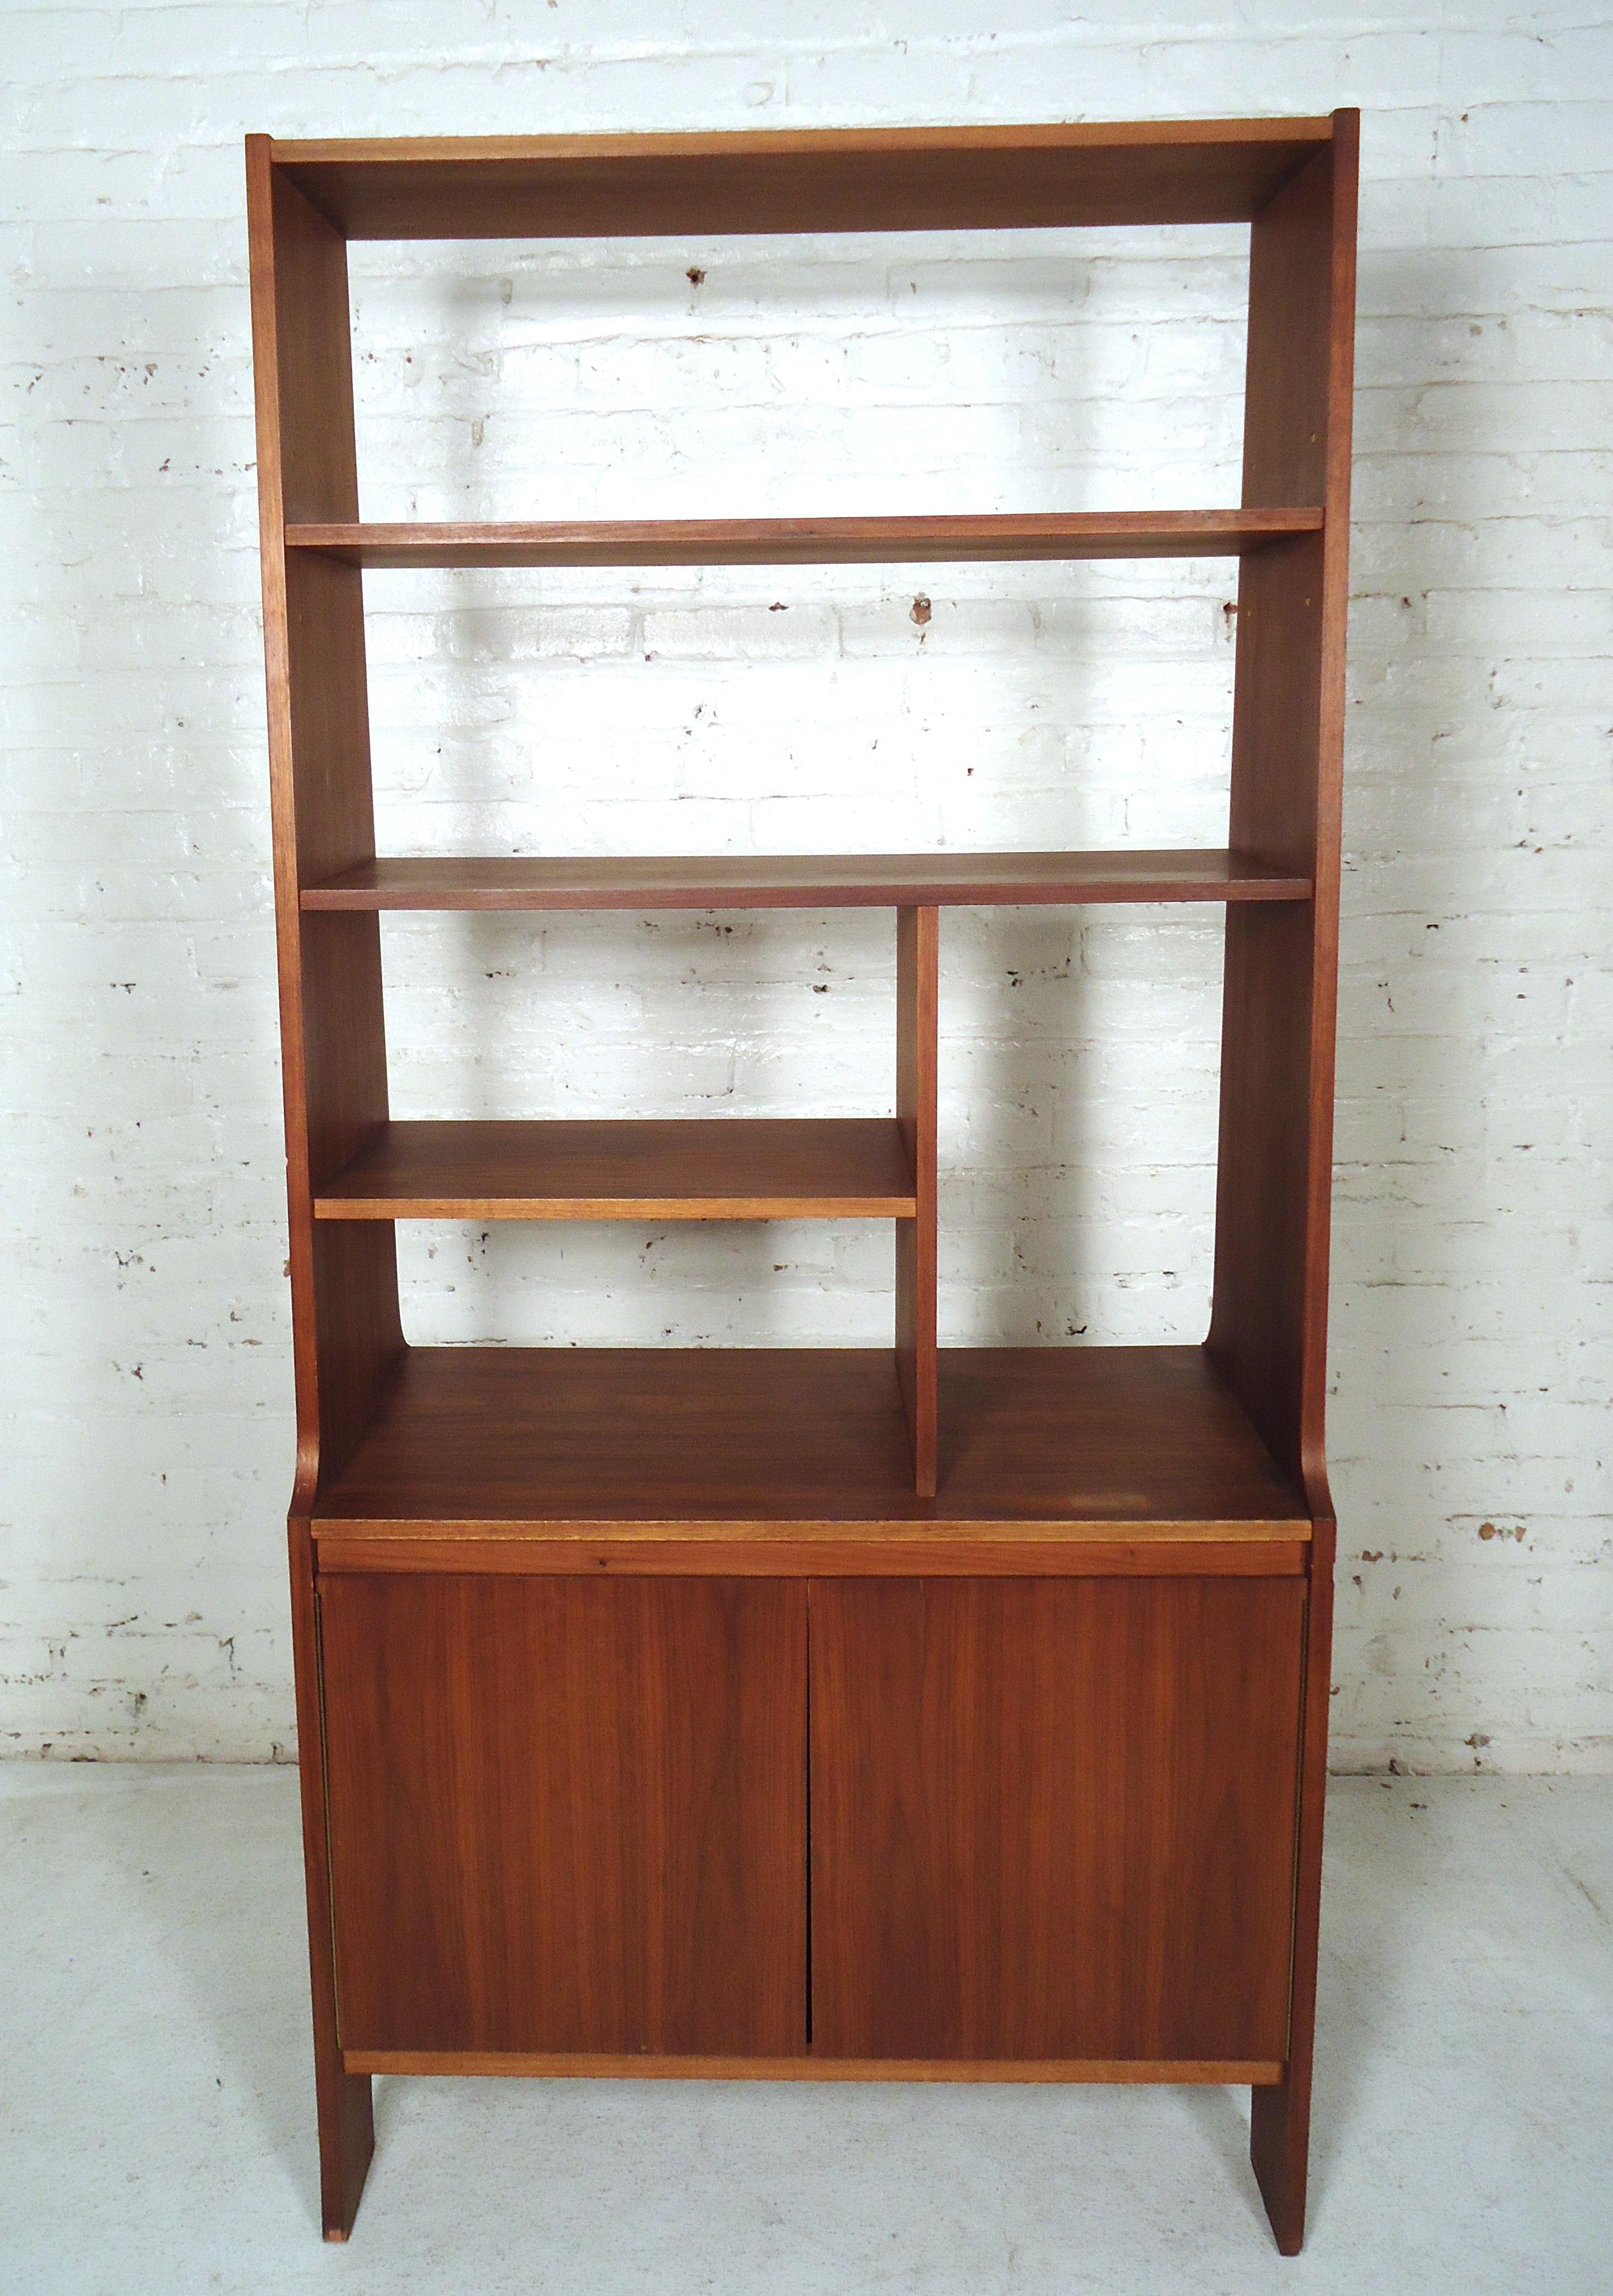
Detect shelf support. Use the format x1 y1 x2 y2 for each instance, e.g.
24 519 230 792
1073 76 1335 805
896 909 939 1496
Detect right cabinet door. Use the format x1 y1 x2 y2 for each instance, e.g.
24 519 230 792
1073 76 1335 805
809 1577 1305 2064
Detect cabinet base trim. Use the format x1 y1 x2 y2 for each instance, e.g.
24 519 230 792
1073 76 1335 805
344 2050 1284 2084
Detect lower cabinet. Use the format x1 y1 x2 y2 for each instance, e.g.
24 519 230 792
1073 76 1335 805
320 1573 1305 2067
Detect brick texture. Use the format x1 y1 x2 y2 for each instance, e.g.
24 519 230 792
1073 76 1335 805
1 5 1608 1768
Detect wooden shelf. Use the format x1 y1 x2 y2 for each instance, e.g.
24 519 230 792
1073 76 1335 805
287 509 1322 568
270 120 1333 240
311 1344 1311 1563
302 849 1311 913
316 1119 916 1221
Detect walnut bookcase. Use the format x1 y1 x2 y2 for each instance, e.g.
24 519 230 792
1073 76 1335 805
248 115 1357 2255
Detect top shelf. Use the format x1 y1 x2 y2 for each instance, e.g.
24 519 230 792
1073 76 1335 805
287 509 1323 569
268 119 1336 239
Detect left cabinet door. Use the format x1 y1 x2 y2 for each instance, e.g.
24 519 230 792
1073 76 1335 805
319 1573 808 2059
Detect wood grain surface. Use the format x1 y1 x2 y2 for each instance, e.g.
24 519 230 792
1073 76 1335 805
1211 149 1348 1511
271 121 1330 239
345 2050 1285 2083
300 849 1312 912
308 1345 1310 1534
247 130 396 2241
320 1575 807 2056
247 138 402 1518
286 509 1323 565
895 909 938 1494
1211 108 1357 2256
314 1117 916 1221
277 122 1330 241
286 1519 372 2240
248 109 1358 2254
314 1532 1308 1577
809 1577 1305 2061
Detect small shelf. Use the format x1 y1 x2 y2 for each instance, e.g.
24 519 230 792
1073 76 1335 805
302 850 1312 913
316 1118 916 1221
287 509 1322 568
311 1344 1311 1554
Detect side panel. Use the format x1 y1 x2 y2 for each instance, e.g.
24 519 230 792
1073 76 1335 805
248 130 396 2240
320 1574 809 2057
809 1577 1305 2063
1219 108 1358 2256
248 137 399 1509
1211 116 1356 1512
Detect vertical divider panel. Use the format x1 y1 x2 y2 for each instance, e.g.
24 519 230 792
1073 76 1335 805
248 138 403 1507
895 906 939 1496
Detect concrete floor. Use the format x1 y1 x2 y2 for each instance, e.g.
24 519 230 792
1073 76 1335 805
1 1769 1608 2295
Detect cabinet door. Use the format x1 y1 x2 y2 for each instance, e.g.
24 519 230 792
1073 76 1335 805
320 1574 807 2057
809 1577 1304 2064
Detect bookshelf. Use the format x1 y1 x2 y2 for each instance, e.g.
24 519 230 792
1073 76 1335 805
248 112 1357 2254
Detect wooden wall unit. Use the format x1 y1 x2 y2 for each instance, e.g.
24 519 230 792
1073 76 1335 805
247 115 1358 2255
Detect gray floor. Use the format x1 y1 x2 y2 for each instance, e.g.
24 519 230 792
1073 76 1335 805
1 1769 1609 2295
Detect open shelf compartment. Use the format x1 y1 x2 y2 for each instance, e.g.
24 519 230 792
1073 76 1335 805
311 1342 1311 1561
315 1117 917 1222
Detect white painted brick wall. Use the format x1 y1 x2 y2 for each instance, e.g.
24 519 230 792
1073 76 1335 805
1 3 1608 1770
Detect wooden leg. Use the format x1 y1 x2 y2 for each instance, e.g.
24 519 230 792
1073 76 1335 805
1252 1511 1336 2255
314 2058 375 2242
1251 2071 1309 2256
289 1518 375 2238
